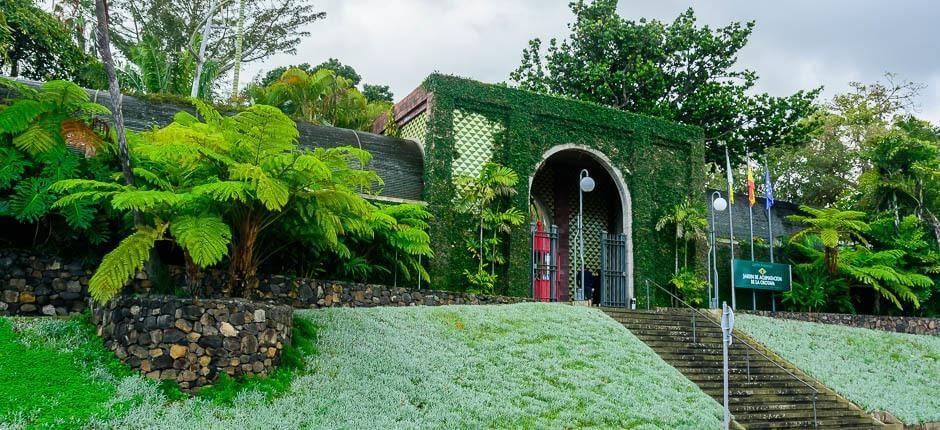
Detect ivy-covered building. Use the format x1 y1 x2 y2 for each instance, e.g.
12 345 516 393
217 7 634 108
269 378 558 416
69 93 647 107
373 75 706 304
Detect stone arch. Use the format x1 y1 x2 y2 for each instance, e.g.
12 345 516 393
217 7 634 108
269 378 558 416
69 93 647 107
528 144 634 302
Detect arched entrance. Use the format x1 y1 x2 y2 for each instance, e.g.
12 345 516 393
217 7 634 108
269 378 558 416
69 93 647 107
528 145 633 306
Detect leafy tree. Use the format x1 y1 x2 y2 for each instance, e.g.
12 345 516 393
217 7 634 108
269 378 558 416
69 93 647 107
257 63 314 87
455 163 525 293
54 101 389 301
767 75 925 208
858 117 940 242
311 58 361 86
362 84 393 103
655 197 707 274
788 205 870 275
0 78 114 245
104 0 326 81
510 1 819 164
249 67 382 130
0 0 101 87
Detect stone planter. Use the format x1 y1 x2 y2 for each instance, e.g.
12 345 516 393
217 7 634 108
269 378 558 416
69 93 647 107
93 296 293 391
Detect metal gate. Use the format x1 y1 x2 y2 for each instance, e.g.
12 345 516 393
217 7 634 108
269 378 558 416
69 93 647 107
531 222 558 302
600 231 628 307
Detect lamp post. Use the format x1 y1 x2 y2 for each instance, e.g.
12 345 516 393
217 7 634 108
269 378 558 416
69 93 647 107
577 169 595 301
710 192 728 310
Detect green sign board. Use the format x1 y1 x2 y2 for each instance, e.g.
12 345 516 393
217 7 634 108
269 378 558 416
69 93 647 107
733 259 792 292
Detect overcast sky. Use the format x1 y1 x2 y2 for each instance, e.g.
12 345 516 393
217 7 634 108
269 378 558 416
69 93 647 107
244 0 940 123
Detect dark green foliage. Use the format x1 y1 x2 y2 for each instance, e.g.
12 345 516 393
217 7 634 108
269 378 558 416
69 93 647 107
510 1 819 165
417 74 705 295
0 78 117 248
362 84 394 103
0 0 102 88
0 314 134 429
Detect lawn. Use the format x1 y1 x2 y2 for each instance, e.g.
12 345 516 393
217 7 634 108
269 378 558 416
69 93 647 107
736 314 940 424
1 303 723 429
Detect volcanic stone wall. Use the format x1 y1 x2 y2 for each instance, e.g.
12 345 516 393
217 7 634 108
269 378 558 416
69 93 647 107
0 249 92 316
93 296 293 391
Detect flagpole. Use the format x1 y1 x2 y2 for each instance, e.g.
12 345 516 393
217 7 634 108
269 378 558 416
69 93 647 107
725 146 737 310
765 155 776 312
747 153 756 310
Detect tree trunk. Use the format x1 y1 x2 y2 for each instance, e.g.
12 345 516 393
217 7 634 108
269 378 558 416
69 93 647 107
673 229 679 275
229 214 260 298
229 0 245 101
182 250 204 297
94 0 135 190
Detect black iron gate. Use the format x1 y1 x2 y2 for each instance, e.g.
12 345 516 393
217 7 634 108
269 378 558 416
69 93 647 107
531 222 558 302
600 231 628 307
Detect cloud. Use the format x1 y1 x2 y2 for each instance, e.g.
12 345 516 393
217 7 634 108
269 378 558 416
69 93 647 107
244 0 940 123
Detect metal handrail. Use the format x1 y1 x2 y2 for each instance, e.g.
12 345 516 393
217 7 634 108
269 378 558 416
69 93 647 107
644 279 819 428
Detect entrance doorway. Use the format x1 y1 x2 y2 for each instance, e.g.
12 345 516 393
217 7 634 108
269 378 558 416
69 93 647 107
528 146 633 306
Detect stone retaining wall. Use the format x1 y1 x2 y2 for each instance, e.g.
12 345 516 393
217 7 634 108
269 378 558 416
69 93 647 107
93 296 293 391
130 265 530 309
743 310 939 336
0 249 92 316
1 250 530 318
253 274 530 308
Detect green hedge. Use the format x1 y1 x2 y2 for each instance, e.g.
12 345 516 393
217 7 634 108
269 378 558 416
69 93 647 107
417 74 706 296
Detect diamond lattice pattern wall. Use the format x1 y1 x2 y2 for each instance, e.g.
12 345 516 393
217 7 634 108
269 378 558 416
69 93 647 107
451 109 505 178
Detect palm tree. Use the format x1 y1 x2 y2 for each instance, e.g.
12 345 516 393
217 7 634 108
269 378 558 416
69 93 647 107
788 205 870 275
455 163 524 277
251 67 372 129
656 197 707 273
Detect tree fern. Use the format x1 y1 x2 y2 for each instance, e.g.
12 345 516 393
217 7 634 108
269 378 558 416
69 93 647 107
89 225 165 303
170 214 232 267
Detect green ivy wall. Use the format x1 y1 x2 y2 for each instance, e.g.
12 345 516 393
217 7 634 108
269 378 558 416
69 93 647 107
412 74 705 297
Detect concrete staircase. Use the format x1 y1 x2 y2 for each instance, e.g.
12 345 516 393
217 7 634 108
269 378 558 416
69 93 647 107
604 308 886 429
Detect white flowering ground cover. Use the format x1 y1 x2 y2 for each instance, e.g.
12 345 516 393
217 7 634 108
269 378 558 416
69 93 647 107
735 314 940 424
2 303 724 429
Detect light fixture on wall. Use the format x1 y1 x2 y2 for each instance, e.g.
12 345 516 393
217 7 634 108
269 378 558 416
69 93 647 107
576 169 594 301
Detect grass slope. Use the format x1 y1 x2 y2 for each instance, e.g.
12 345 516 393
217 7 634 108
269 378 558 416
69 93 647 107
736 314 940 424
3 304 724 429
0 316 135 429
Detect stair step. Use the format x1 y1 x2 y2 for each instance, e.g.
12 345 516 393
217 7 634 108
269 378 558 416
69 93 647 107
602 308 886 429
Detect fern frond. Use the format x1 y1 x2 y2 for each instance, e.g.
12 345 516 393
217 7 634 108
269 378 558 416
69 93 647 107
58 200 95 230
0 147 30 189
50 179 124 193
38 80 89 110
9 178 55 223
0 99 43 135
191 181 250 203
110 190 183 211
257 176 290 210
89 225 165 303
52 190 118 209
170 214 232 267
12 123 57 154
0 77 38 99
188 97 223 127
